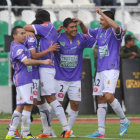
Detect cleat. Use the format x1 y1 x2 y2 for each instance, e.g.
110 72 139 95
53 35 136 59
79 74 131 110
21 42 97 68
70 130 76 137
37 133 51 138
7 125 20 137
86 131 105 138
5 134 21 139
22 133 38 139
119 120 130 136
61 130 72 138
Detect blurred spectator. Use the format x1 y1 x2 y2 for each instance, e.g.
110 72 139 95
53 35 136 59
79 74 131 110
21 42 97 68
93 0 116 13
11 0 31 16
120 35 140 59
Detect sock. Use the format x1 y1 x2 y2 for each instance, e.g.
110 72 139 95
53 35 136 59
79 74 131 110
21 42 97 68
49 106 55 124
21 110 31 137
37 103 51 134
110 98 128 124
68 109 78 130
50 100 70 131
8 110 22 136
97 104 107 135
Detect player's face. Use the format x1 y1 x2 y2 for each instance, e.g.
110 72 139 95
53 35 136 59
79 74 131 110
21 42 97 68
64 22 77 38
14 28 26 43
100 16 109 29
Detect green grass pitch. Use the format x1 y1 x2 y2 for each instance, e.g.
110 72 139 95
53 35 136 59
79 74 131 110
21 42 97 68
1 122 140 140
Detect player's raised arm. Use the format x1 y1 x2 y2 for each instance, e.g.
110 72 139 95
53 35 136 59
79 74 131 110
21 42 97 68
72 18 88 34
96 8 120 34
24 24 35 33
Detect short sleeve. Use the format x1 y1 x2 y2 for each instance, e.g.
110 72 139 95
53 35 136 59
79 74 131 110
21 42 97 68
32 24 52 37
88 28 99 38
13 46 27 62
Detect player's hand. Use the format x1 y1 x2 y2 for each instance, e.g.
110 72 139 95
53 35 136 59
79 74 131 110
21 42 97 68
57 25 63 33
48 43 60 52
26 31 35 38
72 18 82 25
96 8 102 15
44 59 52 65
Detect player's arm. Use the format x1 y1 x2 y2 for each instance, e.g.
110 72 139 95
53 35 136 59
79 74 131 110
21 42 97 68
72 18 88 34
30 43 60 59
24 25 35 33
96 8 120 34
22 58 52 66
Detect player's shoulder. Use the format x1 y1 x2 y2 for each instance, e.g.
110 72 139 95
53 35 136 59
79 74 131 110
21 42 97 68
57 33 65 40
77 33 89 40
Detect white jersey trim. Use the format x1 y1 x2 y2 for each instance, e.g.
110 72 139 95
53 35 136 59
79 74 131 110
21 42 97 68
21 56 27 62
32 25 37 35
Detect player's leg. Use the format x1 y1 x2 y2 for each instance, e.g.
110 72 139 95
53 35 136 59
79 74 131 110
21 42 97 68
19 83 38 139
6 86 24 139
67 81 81 131
87 72 106 138
40 68 71 138
103 70 130 136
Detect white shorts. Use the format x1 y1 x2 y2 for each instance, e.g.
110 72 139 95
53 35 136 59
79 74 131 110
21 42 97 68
32 79 41 101
39 67 56 96
55 80 81 102
93 69 119 96
16 83 33 105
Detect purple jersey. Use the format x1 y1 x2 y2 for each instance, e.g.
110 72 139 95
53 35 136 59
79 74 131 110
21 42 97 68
54 33 96 81
10 41 32 87
89 27 123 72
33 23 58 68
25 37 40 80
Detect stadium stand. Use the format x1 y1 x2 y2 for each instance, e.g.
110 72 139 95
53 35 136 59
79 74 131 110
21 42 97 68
14 20 26 27
0 51 9 86
21 10 35 24
58 10 74 22
0 10 16 24
0 21 8 50
73 0 94 5
77 10 94 27
48 10 57 23
90 20 100 29
54 0 72 5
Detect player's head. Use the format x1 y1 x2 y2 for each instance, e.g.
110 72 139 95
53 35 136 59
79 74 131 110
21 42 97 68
63 18 77 38
35 9 50 23
11 26 26 43
32 19 44 24
100 11 114 29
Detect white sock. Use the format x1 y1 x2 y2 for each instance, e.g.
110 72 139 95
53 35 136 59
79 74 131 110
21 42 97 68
37 103 51 134
49 106 55 123
8 110 22 136
97 104 107 135
50 100 70 131
110 98 128 124
68 109 78 130
21 110 31 137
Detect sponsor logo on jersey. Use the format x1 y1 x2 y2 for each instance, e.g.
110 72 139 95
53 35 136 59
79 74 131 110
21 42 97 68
93 87 98 92
28 37 35 42
77 40 80 46
60 42 65 47
16 49 23 55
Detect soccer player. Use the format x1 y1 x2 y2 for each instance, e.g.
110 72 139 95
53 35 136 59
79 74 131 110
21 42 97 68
6 26 52 139
24 10 72 138
77 9 130 138
54 18 96 135
25 19 58 137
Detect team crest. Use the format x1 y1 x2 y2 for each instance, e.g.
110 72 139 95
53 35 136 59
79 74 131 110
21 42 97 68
77 40 80 46
60 42 65 47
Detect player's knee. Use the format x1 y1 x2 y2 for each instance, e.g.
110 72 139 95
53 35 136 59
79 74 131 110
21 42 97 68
71 101 80 111
46 95 56 104
104 93 114 103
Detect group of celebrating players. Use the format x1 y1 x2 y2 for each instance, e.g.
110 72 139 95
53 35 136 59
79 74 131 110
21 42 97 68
6 8 130 139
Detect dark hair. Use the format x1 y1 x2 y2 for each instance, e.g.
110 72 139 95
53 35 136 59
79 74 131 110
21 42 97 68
35 9 50 22
63 18 76 28
103 11 114 20
32 19 44 24
11 26 23 37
